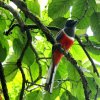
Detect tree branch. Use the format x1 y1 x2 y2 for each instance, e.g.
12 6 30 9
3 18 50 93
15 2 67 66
5 24 60 36
0 62 9 100
75 35 99 76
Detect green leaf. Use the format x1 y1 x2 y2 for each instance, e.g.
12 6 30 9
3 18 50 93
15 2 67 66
91 73 100 87
72 0 88 29
48 0 73 19
4 63 18 82
23 47 35 66
76 16 90 29
85 44 100 62
67 61 80 81
57 58 69 79
90 12 100 41
26 90 43 100
86 77 97 99
0 15 6 33
70 42 87 62
43 88 60 100
27 0 40 16
0 34 9 62
61 91 78 100
30 62 39 80
60 91 68 100
76 82 84 100
72 0 96 29
76 29 86 35
88 0 97 10
97 4 100 12
13 39 23 58
3 54 18 82
0 43 7 62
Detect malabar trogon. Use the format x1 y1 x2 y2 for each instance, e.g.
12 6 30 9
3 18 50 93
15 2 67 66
45 20 77 93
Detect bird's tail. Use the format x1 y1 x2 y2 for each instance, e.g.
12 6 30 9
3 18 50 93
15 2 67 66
45 63 58 93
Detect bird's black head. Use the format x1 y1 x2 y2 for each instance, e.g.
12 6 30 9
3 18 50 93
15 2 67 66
65 20 77 28
64 20 77 37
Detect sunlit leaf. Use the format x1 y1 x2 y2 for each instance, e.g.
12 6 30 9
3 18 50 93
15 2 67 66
26 0 40 16
70 41 87 62
30 62 39 80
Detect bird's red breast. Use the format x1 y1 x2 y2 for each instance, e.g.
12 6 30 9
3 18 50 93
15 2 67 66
52 30 74 66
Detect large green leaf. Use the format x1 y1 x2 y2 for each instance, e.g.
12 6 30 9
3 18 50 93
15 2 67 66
0 34 9 62
90 12 100 41
48 0 73 19
26 90 43 100
26 0 40 16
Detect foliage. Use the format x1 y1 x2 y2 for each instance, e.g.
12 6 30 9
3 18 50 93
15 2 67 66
0 0 100 100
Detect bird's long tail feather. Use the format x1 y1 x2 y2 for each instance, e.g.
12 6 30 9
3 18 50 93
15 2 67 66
45 63 58 93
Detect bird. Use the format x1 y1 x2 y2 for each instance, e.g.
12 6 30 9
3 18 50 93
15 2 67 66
44 20 77 93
